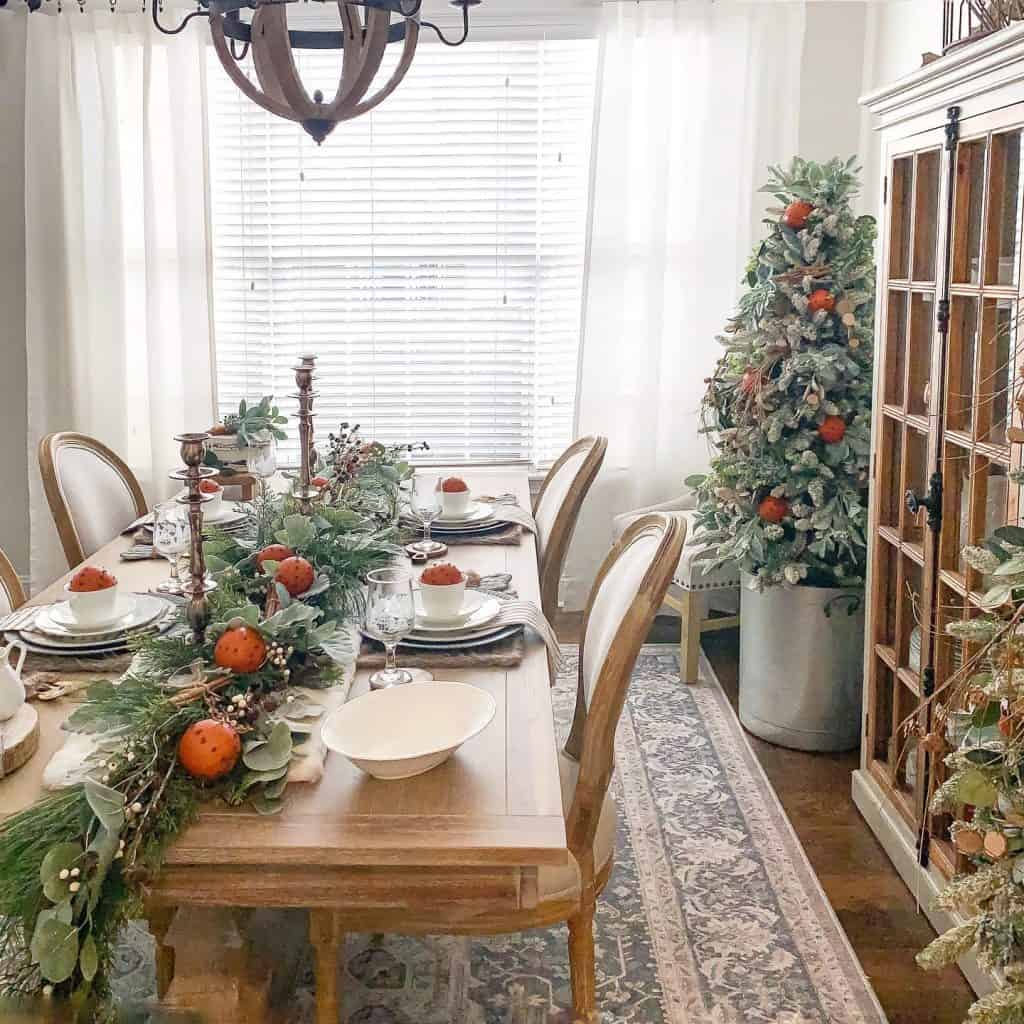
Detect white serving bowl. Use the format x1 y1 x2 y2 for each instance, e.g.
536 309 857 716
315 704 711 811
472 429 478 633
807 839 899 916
321 681 496 780
63 581 120 627
418 575 467 620
440 486 472 517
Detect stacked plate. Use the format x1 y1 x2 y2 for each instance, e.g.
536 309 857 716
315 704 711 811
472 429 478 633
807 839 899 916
402 501 509 541
364 590 522 652
8 593 177 657
201 504 253 537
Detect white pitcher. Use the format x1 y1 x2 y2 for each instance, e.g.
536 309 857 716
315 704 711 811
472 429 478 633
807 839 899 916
0 640 27 722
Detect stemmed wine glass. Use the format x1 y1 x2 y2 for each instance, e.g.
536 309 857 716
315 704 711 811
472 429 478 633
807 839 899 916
410 474 443 555
153 502 189 595
364 567 416 689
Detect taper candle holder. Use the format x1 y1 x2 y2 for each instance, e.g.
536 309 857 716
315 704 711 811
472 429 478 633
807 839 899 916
291 353 319 514
170 432 218 644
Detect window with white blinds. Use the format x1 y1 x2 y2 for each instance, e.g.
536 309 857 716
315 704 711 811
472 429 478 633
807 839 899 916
206 37 599 467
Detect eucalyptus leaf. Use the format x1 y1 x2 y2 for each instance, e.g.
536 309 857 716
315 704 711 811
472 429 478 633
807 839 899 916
79 934 99 982
241 722 292 772
250 792 284 815
234 763 289 797
40 843 83 902
84 778 126 832
980 582 1014 609
972 701 1002 729
994 525 1024 546
958 768 999 806
278 514 316 549
263 775 290 799
992 555 1024 577
31 916 79 983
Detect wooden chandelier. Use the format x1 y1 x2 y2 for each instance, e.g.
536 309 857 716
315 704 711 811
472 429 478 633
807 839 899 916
155 0 480 144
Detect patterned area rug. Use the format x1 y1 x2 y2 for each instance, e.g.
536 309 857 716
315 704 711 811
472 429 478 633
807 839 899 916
110 646 887 1023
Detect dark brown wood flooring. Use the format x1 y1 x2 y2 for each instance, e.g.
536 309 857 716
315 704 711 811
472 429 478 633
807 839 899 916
556 613 975 1024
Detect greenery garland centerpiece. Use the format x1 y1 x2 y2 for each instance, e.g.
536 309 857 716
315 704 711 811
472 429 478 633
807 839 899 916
913 519 1024 1024
690 157 876 589
0 427 416 1018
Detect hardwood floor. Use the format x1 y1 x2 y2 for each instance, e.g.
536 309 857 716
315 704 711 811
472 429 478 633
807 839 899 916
556 613 976 1024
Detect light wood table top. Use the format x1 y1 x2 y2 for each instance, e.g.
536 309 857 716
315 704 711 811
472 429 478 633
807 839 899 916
2 468 567 896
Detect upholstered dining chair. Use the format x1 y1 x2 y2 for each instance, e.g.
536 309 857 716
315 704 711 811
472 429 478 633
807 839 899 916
0 547 26 615
613 495 740 684
309 512 685 1024
38 432 148 569
532 436 607 621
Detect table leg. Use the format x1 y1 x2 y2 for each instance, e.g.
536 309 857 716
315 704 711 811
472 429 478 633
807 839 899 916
309 909 345 1024
145 902 177 999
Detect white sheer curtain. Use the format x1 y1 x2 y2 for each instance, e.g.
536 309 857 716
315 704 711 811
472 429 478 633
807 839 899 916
563 0 806 607
24 14 214 589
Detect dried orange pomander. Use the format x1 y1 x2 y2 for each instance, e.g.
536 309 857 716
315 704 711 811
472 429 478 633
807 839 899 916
421 563 464 586
757 496 789 524
808 289 835 314
818 416 847 444
178 720 241 781
275 556 316 597
312 476 330 489
214 626 267 674
255 544 294 572
68 566 117 592
441 477 469 493
199 479 222 494
783 201 813 230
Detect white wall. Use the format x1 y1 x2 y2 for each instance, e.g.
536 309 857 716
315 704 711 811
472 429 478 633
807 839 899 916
0 19 29 583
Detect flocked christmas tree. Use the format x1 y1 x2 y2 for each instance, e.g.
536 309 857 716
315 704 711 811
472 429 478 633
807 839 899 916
691 157 876 589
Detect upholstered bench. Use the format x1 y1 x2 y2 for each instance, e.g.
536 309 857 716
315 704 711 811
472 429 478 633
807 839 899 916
612 498 740 683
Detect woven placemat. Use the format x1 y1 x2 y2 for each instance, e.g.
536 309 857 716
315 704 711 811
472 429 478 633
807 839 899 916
358 632 525 669
23 651 135 676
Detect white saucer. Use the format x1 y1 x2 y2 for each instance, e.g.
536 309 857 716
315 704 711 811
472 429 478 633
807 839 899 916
436 502 494 524
40 593 168 639
49 594 137 632
414 590 485 626
412 593 501 634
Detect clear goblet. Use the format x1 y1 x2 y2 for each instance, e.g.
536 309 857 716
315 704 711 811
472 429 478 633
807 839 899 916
410 474 443 555
364 567 416 689
153 501 188 595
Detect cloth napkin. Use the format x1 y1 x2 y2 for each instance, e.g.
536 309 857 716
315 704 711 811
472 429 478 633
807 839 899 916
475 493 539 534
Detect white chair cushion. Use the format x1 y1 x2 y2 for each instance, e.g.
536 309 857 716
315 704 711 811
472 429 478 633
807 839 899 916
54 444 140 558
0 587 12 618
534 449 588 560
613 502 739 593
540 751 617 901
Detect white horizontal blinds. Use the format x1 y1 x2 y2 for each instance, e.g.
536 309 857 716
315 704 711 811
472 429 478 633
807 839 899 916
207 37 598 467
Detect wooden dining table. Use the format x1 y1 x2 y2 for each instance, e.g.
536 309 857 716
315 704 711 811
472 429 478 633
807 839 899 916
1 467 567 1022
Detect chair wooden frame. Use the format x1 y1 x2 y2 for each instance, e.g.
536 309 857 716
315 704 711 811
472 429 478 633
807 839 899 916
306 513 685 1024
532 436 608 621
38 432 148 569
0 547 26 612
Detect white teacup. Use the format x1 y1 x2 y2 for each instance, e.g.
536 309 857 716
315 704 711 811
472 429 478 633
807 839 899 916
419 576 467 620
64 581 120 627
200 484 224 518
440 487 472 517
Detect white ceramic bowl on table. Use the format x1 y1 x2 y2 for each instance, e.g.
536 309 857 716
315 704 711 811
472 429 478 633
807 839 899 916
418 575 467 620
63 582 121 627
321 681 496 780
440 486 472 517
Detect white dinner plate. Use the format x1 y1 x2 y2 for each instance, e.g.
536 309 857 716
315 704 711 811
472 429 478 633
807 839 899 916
10 611 174 655
436 501 494 524
412 593 501 634
322 681 496 780
41 594 168 639
397 623 522 651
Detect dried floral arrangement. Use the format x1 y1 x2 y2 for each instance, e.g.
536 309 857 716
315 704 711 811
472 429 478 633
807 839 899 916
0 428 415 1020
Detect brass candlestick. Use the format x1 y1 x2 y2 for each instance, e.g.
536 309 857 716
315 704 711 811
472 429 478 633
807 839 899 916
291 353 319 514
170 432 218 644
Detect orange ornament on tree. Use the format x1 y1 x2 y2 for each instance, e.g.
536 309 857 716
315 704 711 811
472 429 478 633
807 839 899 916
758 496 790 524
255 544 295 572
214 626 267 674
783 201 813 230
178 719 242 781
275 556 316 597
818 416 847 444
808 289 835 314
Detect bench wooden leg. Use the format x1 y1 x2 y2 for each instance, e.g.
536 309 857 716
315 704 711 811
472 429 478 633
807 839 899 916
310 909 345 1024
678 589 702 684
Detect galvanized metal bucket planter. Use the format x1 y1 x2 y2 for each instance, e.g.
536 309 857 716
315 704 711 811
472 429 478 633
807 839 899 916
739 574 865 752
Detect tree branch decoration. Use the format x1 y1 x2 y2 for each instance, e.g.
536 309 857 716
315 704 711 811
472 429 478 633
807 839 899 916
689 156 877 589
0 426 419 1019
